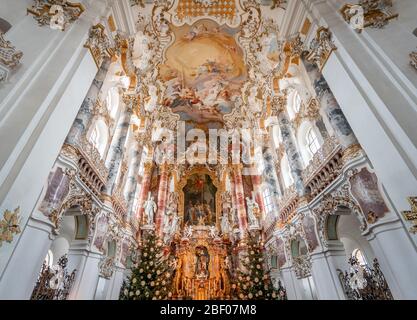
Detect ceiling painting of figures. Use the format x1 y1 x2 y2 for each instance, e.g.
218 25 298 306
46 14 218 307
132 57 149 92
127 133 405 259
160 20 247 132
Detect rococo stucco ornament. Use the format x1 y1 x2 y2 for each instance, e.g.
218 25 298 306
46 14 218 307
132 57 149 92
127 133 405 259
340 0 398 33
306 27 337 71
292 254 312 279
98 256 116 279
402 197 417 234
27 0 85 31
0 32 23 83
84 24 113 68
0 207 21 247
410 50 417 71
313 183 367 247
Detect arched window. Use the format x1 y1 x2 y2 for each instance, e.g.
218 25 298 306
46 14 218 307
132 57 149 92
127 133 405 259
106 87 120 119
306 128 320 155
88 119 109 158
281 156 294 188
89 125 100 149
352 248 368 266
263 187 275 216
293 92 302 113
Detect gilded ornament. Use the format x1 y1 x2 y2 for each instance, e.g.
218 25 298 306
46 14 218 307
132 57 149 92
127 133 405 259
84 24 113 68
27 0 85 31
402 197 417 234
306 27 337 71
340 0 398 33
410 51 417 71
0 32 23 83
0 207 21 247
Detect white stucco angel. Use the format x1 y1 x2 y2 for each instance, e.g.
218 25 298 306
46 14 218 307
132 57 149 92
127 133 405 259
184 224 193 239
209 225 218 239
246 196 259 228
143 192 156 225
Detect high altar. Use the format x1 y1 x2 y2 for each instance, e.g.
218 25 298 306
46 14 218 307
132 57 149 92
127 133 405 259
172 225 231 300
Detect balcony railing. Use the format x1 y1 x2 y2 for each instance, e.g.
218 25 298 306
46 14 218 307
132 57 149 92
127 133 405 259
302 136 343 199
112 188 128 219
278 185 298 223
62 136 109 197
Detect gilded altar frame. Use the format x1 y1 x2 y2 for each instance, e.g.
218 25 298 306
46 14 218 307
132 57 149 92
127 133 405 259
176 167 223 229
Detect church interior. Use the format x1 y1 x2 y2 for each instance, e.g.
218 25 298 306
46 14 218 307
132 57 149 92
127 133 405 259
1 0 417 301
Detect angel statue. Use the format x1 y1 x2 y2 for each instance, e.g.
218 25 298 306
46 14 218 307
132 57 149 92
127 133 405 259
246 196 259 228
143 192 157 225
209 225 218 239
220 210 231 235
183 224 193 239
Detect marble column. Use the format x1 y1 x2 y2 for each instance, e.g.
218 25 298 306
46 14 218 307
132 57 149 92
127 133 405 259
156 163 169 236
251 174 266 217
272 96 305 196
232 164 248 236
302 57 357 149
135 162 153 224
229 171 240 236
263 146 282 208
104 94 136 194
125 142 143 220
66 58 111 145
315 117 330 140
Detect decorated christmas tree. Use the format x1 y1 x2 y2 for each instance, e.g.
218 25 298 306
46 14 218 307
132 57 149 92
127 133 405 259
120 230 174 300
231 233 287 300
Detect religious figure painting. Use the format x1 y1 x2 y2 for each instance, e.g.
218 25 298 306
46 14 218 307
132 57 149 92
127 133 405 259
38 167 70 217
183 174 217 226
276 237 286 268
195 246 210 279
302 215 319 252
349 168 389 221
93 214 109 252
160 20 247 133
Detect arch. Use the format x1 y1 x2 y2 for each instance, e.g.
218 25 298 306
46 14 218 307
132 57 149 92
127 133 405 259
337 213 375 265
314 185 368 248
297 120 322 165
0 18 12 33
106 86 121 118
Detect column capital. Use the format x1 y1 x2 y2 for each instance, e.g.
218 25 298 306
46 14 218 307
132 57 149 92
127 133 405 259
270 93 287 116
143 161 153 174
122 93 138 112
305 26 337 71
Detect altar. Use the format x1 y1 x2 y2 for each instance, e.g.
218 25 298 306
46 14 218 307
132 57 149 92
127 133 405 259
172 225 231 300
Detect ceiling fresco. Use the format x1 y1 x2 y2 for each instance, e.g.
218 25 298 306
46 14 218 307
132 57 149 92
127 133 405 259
160 20 247 131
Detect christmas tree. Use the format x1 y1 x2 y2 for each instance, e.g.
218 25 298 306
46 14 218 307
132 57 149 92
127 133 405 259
120 230 174 300
231 233 287 300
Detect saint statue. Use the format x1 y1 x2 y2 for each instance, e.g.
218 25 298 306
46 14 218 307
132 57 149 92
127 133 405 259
246 196 259 228
143 192 157 225
220 211 231 235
